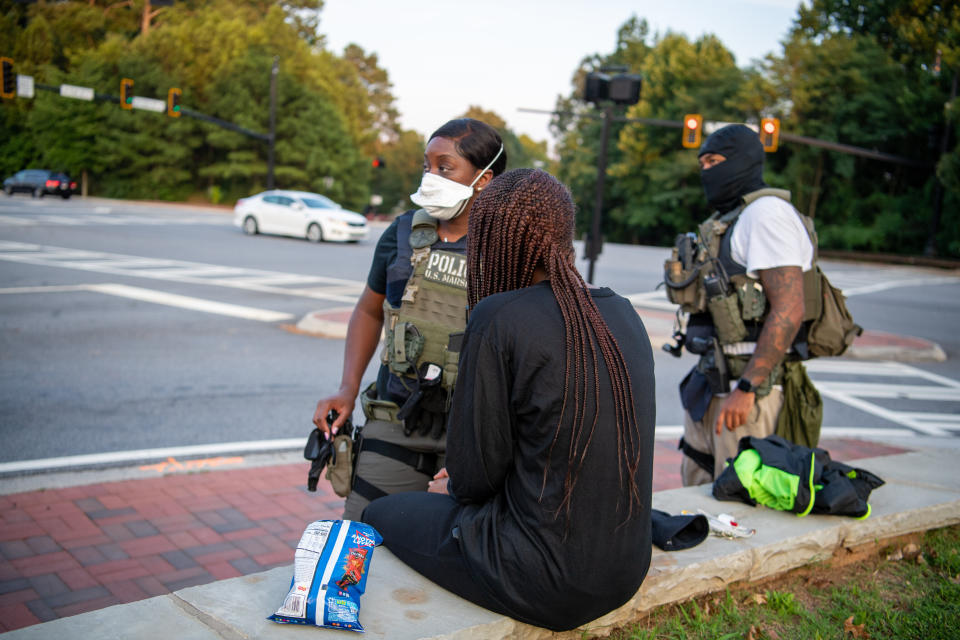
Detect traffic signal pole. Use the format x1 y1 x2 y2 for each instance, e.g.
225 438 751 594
588 105 612 284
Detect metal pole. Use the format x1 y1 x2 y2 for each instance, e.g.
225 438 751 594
587 105 611 284
267 56 278 190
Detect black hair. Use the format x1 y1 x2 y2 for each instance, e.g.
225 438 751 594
429 118 507 176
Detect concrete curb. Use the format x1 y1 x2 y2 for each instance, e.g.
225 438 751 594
6 449 958 640
294 306 948 363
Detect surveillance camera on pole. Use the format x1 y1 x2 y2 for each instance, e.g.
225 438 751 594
581 66 642 283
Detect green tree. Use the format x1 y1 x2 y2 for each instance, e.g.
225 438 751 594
775 0 959 255
0 0 400 209
553 17 746 246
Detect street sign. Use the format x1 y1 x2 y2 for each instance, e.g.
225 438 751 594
131 96 166 113
16 75 33 99
60 84 94 101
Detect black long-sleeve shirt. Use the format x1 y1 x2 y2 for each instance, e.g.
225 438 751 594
446 281 656 631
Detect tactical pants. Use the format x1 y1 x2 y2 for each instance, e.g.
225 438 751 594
681 387 783 487
342 419 446 520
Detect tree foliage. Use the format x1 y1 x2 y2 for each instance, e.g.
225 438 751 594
553 4 959 257
0 0 539 214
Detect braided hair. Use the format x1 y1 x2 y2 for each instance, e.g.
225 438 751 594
467 168 644 521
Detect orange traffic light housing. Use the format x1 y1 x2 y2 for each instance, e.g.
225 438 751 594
1 57 15 99
120 78 134 109
760 117 780 152
167 87 182 117
681 114 702 149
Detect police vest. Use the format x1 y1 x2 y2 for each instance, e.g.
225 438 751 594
664 188 821 349
381 210 466 396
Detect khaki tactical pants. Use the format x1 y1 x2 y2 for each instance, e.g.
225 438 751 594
341 419 446 520
681 387 784 486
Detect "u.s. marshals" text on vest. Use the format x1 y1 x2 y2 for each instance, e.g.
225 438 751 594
424 250 467 289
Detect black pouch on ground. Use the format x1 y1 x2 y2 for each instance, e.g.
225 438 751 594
651 509 709 551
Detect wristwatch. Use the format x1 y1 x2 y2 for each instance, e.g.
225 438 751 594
736 378 755 394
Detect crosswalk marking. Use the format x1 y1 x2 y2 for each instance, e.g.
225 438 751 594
0 283 294 322
0 241 364 303
0 211 230 227
806 359 960 437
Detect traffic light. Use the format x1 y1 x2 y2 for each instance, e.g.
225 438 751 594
120 78 134 109
371 157 385 169
681 114 703 149
167 87 182 117
1 57 15 99
760 117 780 152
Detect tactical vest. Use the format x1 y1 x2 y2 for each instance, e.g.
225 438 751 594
380 210 466 400
664 188 821 349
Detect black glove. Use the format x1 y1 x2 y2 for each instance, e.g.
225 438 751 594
304 429 334 492
304 410 354 491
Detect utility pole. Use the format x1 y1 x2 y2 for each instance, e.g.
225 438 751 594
581 67 642 284
267 56 278 190
588 105 612 284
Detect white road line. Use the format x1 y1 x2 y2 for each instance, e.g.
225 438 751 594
0 285 92 294
0 216 35 225
85 283 294 322
0 439 305 474
817 388 949 436
814 382 959 401
0 283 294 322
842 276 960 297
0 211 229 226
0 240 363 303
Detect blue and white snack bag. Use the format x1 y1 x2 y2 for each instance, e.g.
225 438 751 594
269 520 382 632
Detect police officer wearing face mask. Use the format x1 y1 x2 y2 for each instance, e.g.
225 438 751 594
312 118 506 519
668 124 815 486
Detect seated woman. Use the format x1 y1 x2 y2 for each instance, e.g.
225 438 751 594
361 169 656 632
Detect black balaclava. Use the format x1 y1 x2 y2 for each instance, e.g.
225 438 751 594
698 124 767 213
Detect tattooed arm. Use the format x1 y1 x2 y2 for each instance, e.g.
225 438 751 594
714 265 804 433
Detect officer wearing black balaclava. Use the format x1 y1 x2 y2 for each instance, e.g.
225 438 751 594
699 124 767 213
672 124 815 487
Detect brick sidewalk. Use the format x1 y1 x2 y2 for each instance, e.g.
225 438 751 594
0 438 906 633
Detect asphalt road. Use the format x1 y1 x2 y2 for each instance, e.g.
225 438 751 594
1 195 958 472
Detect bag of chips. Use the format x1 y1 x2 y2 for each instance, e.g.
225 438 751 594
268 520 382 632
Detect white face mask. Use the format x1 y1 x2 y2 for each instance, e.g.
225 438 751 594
410 144 504 221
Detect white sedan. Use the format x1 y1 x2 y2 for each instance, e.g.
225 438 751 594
233 190 369 243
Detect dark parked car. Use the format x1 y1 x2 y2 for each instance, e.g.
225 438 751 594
3 169 76 199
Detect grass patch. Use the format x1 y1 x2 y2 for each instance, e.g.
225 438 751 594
611 525 960 640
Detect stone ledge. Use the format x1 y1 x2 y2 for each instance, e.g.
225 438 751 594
6 449 959 640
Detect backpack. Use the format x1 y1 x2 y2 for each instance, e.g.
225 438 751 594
784 201 864 359
805 266 863 357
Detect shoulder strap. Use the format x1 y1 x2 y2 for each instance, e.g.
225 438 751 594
742 187 791 206
395 210 416 270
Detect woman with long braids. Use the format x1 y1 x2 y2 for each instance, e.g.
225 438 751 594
362 169 656 631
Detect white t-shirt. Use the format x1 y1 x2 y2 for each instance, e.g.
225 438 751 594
729 196 814 279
